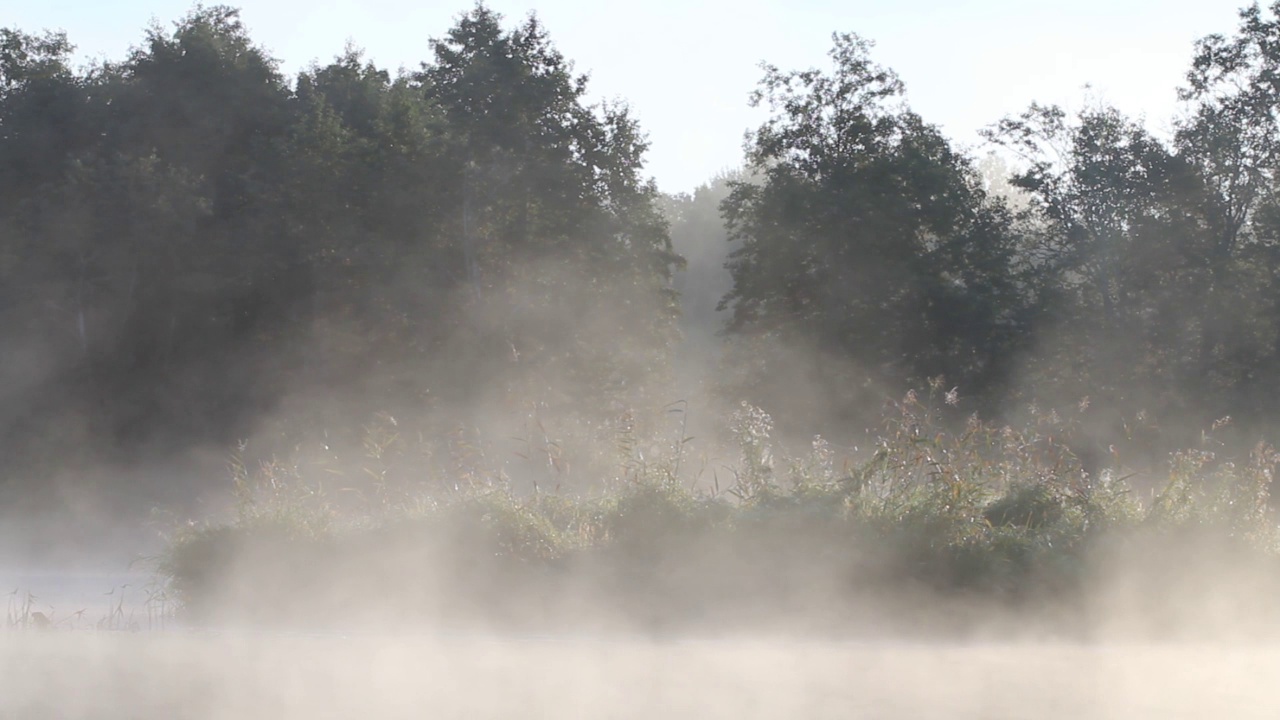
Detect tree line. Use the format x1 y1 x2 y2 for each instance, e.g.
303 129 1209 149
3 3 1280 501
686 5 1280 453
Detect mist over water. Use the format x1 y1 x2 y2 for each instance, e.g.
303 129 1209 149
6 636 1280 719
10 2 1280 717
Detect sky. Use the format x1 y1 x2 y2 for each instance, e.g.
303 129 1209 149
8 0 1250 194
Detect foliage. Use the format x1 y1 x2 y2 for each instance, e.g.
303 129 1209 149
158 392 1280 634
0 5 686 511
718 34 1024 429
10 1 1280 635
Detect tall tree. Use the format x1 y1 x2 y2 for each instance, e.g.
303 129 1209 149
414 6 683 413
720 33 1022 427
983 104 1199 408
1176 1 1280 420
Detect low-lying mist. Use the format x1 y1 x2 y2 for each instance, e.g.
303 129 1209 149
10 2 1280 717
11 635 1280 719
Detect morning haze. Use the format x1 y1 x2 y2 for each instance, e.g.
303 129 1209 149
3 1 1280 717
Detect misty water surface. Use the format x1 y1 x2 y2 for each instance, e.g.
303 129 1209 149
2 635 1278 719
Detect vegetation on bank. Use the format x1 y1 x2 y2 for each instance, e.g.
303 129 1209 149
8 3 1280 508
8 1 1280 637
160 388 1280 636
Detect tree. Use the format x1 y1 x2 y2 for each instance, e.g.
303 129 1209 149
412 5 683 414
1175 1 1280 420
720 33 1022 428
983 104 1196 409
0 4 686 506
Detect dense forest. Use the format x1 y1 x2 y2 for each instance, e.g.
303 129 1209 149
5 3 1280 522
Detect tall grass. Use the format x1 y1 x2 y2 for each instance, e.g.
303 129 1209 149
158 386 1280 635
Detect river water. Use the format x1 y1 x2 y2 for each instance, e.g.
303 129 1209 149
1 634 1278 719
4 563 1278 719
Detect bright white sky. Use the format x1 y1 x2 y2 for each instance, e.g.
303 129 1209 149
10 0 1248 194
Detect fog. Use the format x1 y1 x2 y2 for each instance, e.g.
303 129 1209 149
9 529 1280 718
9 2 1280 717
6 635 1280 719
